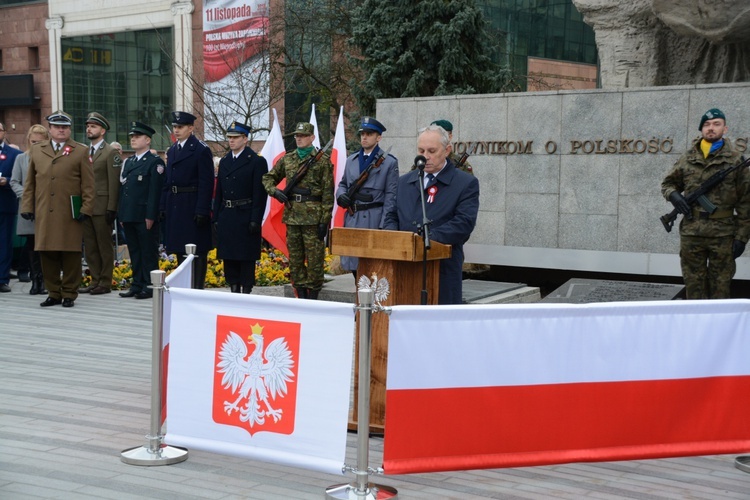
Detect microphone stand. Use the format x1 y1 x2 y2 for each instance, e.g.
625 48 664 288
417 166 431 305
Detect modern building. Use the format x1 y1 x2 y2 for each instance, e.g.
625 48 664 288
0 0 597 149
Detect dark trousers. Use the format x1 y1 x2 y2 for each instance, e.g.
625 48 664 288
224 259 256 289
39 251 82 300
123 221 160 293
20 235 41 277
0 213 13 284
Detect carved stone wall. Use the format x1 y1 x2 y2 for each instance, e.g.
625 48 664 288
571 0 750 88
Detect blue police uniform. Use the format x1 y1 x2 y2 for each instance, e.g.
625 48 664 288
384 159 479 304
161 111 214 288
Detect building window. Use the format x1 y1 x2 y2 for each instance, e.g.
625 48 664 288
28 46 39 70
61 28 174 150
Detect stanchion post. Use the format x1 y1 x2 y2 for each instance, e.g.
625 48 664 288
120 270 188 466
185 243 197 289
735 456 750 473
325 285 397 499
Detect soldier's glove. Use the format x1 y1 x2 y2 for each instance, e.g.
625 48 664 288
76 213 89 223
733 240 746 259
159 211 166 221
20 212 34 221
668 191 692 219
105 210 117 225
336 193 351 209
272 189 288 204
317 223 328 242
248 221 260 235
194 214 209 228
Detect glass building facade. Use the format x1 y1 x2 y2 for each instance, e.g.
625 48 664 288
478 0 598 89
60 28 174 150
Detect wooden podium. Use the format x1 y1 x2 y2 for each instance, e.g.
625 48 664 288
330 227 451 432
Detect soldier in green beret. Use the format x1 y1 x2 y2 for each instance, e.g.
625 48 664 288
262 122 334 299
661 108 750 299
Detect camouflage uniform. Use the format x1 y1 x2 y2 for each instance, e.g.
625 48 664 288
661 138 750 299
262 149 334 293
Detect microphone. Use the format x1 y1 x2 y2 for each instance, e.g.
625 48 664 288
414 155 426 171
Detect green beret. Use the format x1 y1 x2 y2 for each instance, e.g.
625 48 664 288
699 108 726 130
431 119 453 132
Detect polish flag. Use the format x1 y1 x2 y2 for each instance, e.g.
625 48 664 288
165 289 355 474
309 103 321 149
330 106 347 229
260 108 288 256
384 300 750 474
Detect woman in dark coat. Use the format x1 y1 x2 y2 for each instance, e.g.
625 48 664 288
213 121 268 293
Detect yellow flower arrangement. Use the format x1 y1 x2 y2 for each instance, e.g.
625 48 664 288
84 245 333 289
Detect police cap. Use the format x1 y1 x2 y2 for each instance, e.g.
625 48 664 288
171 111 197 125
359 116 386 135
128 121 155 137
226 121 251 137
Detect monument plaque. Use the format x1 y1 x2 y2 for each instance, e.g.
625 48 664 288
541 279 684 304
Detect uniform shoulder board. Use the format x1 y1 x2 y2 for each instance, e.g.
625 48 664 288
198 140 208 148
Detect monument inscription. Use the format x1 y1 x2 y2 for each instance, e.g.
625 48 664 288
541 279 685 304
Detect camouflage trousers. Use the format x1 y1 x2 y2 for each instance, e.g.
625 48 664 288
287 225 325 291
679 235 735 299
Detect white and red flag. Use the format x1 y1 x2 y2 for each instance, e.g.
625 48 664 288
165 289 355 474
309 103 321 149
384 299 750 474
260 108 288 256
160 253 194 424
330 106 347 229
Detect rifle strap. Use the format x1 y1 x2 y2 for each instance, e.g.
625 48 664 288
692 208 733 219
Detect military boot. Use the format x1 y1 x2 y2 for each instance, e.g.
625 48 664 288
230 284 241 293
307 289 319 300
241 286 252 294
294 287 308 299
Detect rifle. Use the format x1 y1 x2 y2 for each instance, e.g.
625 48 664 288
660 155 750 232
281 137 334 207
345 146 392 215
455 142 479 168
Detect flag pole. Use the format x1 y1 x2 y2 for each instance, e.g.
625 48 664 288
325 283 397 499
120 269 188 466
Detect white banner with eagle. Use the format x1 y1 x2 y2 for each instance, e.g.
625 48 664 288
164 288 355 474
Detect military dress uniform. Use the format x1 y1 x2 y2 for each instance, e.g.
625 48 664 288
119 122 165 298
384 159 480 304
20 111 96 306
161 111 214 288
335 117 399 272
213 122 268 293
81 112 122 294
0 141 22 291
661 136 750 299
262 124 334 299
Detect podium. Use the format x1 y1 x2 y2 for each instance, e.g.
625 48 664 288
330 227 451 432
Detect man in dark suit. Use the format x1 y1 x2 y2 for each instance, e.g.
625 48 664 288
0 122 23 293
213 121 268 293
118 122 165 299
161 111 214 289
384 124 480 304
79 112 122 295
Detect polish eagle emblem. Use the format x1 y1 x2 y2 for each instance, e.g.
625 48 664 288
216 323 295 427
357 272 390 308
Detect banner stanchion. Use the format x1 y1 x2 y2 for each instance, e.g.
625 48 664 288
735 456 750 473
185 243 197 289
325 283 397 499
120 270 188 466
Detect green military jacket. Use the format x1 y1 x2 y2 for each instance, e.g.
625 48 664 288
262 149 334 226
448 151 474 175
661 138 750 242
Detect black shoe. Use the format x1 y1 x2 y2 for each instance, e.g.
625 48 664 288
17 271 30 283
0 283 10 293
40 297 62 307
29 279 39 295
62 298 75 308
134 291 153 300
230 284 241 293
119 289 139 298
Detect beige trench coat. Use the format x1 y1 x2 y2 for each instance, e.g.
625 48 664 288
21 140 95 251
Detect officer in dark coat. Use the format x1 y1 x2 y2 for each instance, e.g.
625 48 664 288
213 121 268 293
119 122 165 299
384 124 480 304
0 122 23 293
161 111 214 288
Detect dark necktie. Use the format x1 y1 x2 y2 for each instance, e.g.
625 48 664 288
426 173 435 188
90 145 95 157
177 143 182 152
54 143 61 153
